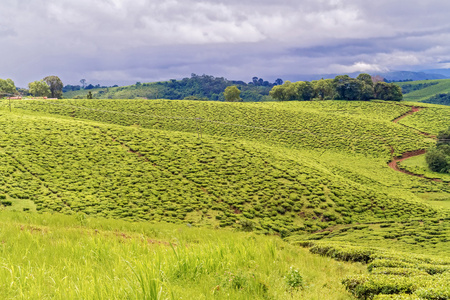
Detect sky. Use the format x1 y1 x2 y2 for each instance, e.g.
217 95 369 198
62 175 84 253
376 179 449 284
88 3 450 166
2 0 450 87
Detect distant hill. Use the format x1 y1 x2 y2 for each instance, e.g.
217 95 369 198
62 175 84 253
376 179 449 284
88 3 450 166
395 78 450 104
63 74 280 102
378 71 447 81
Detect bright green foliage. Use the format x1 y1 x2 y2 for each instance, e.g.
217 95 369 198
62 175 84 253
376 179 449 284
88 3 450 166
8 99 432 157
285 267 303 289
28 80 51 97
312 79 334 100
296 241 450 299
0 78 16 95
398 153 450 182
224 85 241 102
289 219 450 257
0 111 438 234
397 105 450 135
0 97 448 298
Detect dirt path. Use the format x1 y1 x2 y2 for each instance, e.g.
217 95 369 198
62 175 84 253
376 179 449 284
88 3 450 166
388 106 442 182
392 106 421 123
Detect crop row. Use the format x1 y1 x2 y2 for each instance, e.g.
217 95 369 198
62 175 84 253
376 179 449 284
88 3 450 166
0 112 438 234
290 219 450 257
398 106 450 136
8 99 431 158
397 79 450 102
295 241 450 299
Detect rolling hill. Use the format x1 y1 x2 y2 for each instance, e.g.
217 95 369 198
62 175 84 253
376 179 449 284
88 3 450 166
0 98 449 299
396 79 450 104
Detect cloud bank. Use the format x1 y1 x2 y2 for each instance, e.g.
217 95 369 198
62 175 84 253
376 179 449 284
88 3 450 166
1 0 450 86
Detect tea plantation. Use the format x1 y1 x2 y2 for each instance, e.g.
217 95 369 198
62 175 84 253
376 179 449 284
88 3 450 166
0 98 448 299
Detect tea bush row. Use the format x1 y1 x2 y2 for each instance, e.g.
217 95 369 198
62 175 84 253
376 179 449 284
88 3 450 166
295 241 450 299
9 99 431 158
0 113 438 234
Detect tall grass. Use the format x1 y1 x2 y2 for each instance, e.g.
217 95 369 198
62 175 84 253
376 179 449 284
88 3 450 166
0 211 365 299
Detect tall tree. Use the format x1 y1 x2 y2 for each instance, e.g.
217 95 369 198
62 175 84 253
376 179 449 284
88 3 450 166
357 73 373 86
333 75 364 100
0 78 16 95
374 82 402 101
224 86 242 102
426 127 450 173
274 78 284 86
43 76 63 98
28 80 51 97
80 79 86 89
312 79 334 100
269 85 286 101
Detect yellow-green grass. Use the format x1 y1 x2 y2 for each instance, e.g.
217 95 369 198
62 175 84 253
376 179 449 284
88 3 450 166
397 104 450 135
292 241 450 300
6 99 432 158
0 99 447 298
399 154 450 182
0 211 366 299
0 109 443 236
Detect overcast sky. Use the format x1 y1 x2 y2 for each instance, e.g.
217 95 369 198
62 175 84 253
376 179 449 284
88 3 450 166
2 0 450 86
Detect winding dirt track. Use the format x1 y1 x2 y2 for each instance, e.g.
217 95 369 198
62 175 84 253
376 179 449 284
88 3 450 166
388 106 442 182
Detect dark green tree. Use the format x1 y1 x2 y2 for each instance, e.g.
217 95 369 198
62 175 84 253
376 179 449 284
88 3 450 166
426 127 450 173
43 76 63 98
374 82 403 101
357 73 373 86
333 75 364 100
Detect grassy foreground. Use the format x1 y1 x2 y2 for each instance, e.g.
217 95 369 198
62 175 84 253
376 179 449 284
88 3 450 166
0 211 365 299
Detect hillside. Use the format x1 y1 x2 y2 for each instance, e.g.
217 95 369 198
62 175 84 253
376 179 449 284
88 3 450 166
395 79 450 104
0 98 449 299
63 74 275 102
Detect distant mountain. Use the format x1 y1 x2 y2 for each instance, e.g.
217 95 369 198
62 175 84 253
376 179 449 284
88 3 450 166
420 68 450 77
374 71 448 81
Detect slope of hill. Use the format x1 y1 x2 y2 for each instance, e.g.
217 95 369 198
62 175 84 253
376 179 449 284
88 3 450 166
0 98 449 299
395 79 450 104
9 99 434 157
0 108 442 235
63 74 275 102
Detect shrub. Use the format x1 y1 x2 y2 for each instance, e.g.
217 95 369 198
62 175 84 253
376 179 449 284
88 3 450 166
285 267 303 289
1 200 12 206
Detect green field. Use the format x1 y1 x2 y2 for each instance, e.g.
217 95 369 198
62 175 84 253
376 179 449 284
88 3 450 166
0 98 448 299
396 79 450 103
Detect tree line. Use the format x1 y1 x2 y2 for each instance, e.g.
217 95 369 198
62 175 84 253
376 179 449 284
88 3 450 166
0 76 64 99
268 74 403 101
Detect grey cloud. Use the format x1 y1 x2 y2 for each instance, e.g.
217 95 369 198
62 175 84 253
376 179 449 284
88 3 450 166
2 0 450 86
